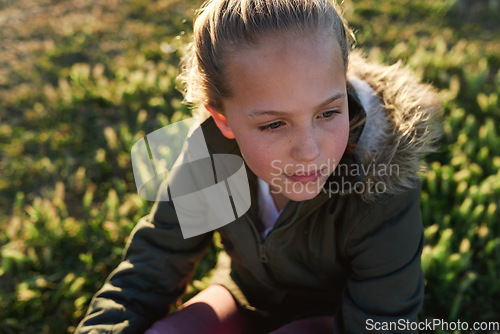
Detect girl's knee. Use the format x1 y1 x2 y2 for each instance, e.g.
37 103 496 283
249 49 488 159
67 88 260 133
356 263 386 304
145 285 245 334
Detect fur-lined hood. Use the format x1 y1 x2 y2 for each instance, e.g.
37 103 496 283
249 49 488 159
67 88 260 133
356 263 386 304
196 52 442 203
345 52 442 201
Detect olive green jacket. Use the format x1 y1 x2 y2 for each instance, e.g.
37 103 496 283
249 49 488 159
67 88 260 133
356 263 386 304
75 53 441 333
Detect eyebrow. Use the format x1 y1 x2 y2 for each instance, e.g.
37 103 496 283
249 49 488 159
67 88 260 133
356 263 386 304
245 92 346 118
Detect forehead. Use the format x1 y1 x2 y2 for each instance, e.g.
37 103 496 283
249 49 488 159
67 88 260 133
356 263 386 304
222 33 346 113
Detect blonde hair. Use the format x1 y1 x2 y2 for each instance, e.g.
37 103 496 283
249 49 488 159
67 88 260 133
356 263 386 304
179 0 352 114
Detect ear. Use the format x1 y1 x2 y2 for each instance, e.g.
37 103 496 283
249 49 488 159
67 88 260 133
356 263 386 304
205 104 235 139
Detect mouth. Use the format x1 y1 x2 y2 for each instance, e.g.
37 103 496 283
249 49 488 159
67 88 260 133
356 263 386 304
285 168 328 184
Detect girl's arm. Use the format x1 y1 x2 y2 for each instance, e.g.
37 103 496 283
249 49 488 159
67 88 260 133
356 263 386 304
334 184 424 333
74 182 214 334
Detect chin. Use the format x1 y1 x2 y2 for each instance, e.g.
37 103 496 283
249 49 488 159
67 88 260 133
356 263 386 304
283 187 322 202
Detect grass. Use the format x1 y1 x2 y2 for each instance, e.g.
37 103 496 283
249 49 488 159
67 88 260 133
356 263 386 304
0 0 499 332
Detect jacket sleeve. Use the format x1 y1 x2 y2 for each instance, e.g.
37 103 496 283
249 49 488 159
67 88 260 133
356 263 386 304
74 182 214 334
334 185 425 333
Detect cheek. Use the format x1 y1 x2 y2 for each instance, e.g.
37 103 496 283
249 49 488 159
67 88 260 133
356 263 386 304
327 116 350 154
247 144 276 168
341 121 350 147
235 136 272 167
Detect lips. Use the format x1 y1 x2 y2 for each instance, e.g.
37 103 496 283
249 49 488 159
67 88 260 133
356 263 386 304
285 168 327 184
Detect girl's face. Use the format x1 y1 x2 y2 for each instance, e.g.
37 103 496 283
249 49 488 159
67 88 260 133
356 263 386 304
209 33 349 202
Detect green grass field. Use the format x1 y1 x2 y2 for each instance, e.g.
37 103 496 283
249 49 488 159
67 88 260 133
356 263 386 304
0 0 499 332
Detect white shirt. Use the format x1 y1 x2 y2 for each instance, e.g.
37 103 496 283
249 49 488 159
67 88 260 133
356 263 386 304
257 177 283 239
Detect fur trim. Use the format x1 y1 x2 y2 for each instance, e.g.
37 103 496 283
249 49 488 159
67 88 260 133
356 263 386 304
347 51 443 201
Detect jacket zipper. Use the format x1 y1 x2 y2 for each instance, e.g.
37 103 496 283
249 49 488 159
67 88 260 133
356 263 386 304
245 202 305 264
244 214 269 263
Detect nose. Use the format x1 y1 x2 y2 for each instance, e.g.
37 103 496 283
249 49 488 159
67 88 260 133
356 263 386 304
290 127 320 162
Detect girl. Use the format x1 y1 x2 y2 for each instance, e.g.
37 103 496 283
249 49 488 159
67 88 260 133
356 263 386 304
76 0 441 333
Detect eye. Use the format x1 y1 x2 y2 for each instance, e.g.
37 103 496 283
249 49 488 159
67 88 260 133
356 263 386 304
259 121 283 132
318 109 340 119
